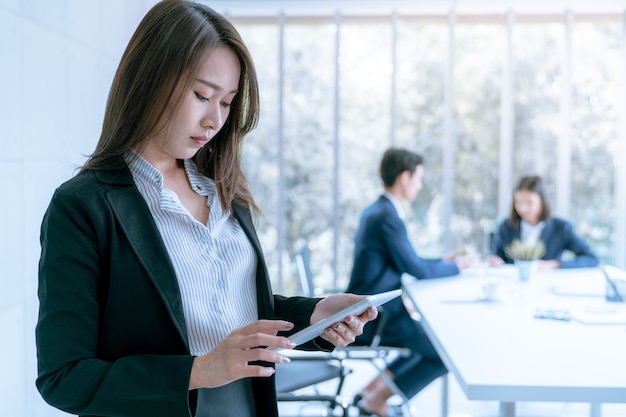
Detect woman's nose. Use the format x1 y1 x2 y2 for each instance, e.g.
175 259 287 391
201 103 223 131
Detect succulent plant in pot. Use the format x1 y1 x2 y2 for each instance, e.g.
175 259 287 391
504 239 546 261
505 239 546 282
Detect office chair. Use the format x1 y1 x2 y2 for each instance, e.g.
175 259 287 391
275 350 351 417
289 241 415 417
294 242 343 297
274 242 353 417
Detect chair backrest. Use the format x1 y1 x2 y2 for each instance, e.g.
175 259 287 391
368 305 388 348
294 242 315 297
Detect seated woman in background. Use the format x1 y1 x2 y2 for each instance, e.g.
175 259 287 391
490 175 599 269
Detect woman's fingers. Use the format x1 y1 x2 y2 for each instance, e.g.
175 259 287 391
358 305 379 322
321 321 355 346
320 306 377 346
237 319 294 337
311 294 380 347
189 320 297 390
234 320 297 351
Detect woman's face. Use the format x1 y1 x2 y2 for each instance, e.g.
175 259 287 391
514 189 543 225
144 45 241 161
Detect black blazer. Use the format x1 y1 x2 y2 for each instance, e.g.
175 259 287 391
36 165 325 417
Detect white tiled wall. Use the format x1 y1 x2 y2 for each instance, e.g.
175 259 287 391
0 1 157 415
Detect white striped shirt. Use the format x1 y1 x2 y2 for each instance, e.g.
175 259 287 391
126 151 258 356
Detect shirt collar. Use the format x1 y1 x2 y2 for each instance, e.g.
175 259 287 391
125 150 217 202
184 158 216 201
520 220 546 245
125 149 163 189
383 191 406 220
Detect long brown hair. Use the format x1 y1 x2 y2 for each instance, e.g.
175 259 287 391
82 0 259 213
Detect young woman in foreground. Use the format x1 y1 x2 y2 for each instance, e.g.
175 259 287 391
35 2 376 416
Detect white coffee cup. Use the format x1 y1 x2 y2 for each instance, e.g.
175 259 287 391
482 281 500 301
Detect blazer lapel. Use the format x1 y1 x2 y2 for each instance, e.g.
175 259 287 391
539 219 553 241
97 169 189 349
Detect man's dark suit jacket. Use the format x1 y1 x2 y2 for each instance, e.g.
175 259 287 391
347 195 459 344
36 165 326 417
493 217 599 268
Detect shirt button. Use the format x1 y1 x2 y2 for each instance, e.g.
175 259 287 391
217 279 226 290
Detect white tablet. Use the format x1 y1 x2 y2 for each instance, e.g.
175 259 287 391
276 289 402 351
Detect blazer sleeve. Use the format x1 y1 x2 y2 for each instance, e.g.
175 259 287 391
493 220 516 264
273 295 334 352
37 189 195 417
548 220 599 269
381 210 459 279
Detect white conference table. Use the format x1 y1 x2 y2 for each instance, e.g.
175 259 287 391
401 265 626 417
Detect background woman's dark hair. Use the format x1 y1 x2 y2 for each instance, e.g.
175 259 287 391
508 175 551 225
380 148 423 188
82 0 260 214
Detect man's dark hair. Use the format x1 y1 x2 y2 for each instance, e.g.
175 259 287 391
380 148 424 187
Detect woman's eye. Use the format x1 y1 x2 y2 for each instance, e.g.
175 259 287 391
221 101 233 109
195 92 209 102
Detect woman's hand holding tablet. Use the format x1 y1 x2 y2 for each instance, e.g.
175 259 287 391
273 289 402 351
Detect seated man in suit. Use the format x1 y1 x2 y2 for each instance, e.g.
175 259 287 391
347 148 473 417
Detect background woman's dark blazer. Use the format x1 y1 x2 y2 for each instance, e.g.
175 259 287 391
493 217 599 268
36 165 326 417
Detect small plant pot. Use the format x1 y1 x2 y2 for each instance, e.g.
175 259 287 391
514 259 538 283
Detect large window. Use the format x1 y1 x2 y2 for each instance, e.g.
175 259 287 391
232 10 625 294
570 20 620 262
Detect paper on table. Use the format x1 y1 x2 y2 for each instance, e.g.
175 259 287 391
571 308 626 325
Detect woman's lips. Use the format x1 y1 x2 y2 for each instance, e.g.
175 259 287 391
191 136 209 146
